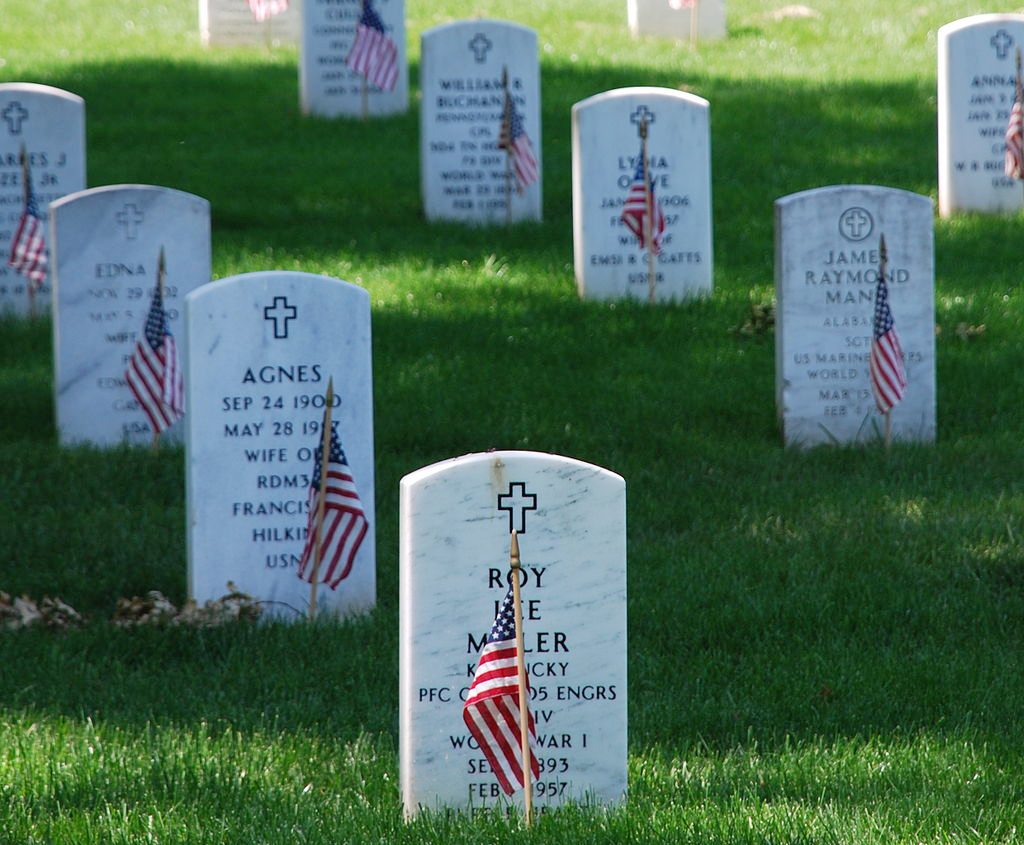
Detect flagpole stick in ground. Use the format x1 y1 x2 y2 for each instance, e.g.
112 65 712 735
878 234 892 451
509 529 534 827
150 247 167 453
639 120 656 305
502 67 513 226
690 0 699 49
362 77 369 122
18 144 35 320
308 377 335 620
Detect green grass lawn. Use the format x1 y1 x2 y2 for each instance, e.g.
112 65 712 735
3 0 1024 842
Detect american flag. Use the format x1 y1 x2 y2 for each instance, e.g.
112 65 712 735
1006 70 1024 179
345 0 399 92
498 86 539 194
124 278 184 435
620 147 666 254
462 584 540 796
668 0 697 8
297 416 368 589
869 257 907 414
246 0 288 22
7 174 47 289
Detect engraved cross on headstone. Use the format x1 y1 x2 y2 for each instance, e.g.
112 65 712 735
630 105 656 135
469 33 492 63
116 203 144 239
839 207 872 241
991 29 1015 60
263 296 297 339
497 481 537 534
2 101 29 135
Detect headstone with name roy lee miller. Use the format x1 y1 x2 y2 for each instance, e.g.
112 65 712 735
0 83 86 317
627 0 726 42
938 14 1024 216
774 184 935 447
420 19 542 223
185 271 375 620
49 184 210 447
300 0 407 118
572 86 713 303
199 0 302 47
400 450 626 817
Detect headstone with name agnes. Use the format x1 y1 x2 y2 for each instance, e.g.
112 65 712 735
420 20 542 224
400 450 626 817
50 185 210 446
938 14 1024 216
774 185 935 447
300 0 407 118
0 83 86 317
185 271 375 620
200 0 301 47
627 0 726 42
572 86 712 302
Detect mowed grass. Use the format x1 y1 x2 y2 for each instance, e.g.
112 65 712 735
3 0 1024 842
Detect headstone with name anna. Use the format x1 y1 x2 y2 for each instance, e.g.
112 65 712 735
50 185 211 446
0 83 86 317
199 0 301 47
400 450 626 817
627 0 726 42
938 14 1024 216
420 20 542 223
774 185 935 447
300 0 407 118
572 86 712 302
186 271 375 619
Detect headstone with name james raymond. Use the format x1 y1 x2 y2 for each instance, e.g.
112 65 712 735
572 86 712 302
627 0 726 42
400 450 626 817
420 20 542 224
199 0 301 47
300 0 407 118
774 185 935 447
185 272 375 619
0 83 86 317
938 14 1024 217
50 185 210 446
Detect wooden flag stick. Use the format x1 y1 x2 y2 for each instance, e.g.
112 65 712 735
878 234 892 451
151 247 167 453
690 0 699 48
308 377 335 620
509 529 534 827
503 66 513 226
639 120 656 305
362 76 369 122
18 144 36 320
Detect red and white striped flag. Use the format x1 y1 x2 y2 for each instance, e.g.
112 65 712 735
462 584 540 796
125 279 184 435
668 0 697 8
620 146 666 254
345 0 398 92
869 260 907 414
498 85 539 194
7 178 47 289
297 416 368 589
246 0 288 22
1006 76 1024 179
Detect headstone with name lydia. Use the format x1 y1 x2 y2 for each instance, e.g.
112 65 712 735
572 87 712 302
774 185 935 447
200 0 301 47
50 185 210 446
420 20 542 223
0 83 86 317
400 450 627 817
300 0 407 118
185 271 375 619
938 14 1024 216
627 0 726 42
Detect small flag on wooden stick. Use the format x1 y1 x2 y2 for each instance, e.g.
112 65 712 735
498 67 539 196
246 0 288 22
1006 48 1024 180
7 145 48 293
345 0 399 92
869 234 907 419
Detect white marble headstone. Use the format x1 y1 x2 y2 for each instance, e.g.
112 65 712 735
200 0 301 47
0 83 86 317
300 0 407 118
627 0 726 42
420 20 542 224
50 185 211 446
185 272 375 619
774 185 935 447
572 87 712 302
400 450 626 817
938 14 1024 216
